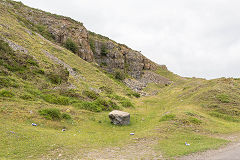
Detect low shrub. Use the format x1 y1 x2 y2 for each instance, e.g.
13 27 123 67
99 86 113 94
35 24 55 41
114 70 125 80
94 98 120 111
120 99 134 108
64 38 78 53
61 113 72 120
216 94 230 103
34 69 45 75
39 108 71 120
20 93 34 100
188 117 202 125
60 89 82 98
74 101 102 112
47 73 62 85
0 89 15 98
42 94 70 105
107 94 126 101
89 38 96 54
0 77 19 88
209 112 239 122
83 90 99 100
159 113 176 122
100 44 108 56
127 91 140 98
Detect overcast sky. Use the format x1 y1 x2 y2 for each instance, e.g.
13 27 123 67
18 0 240 79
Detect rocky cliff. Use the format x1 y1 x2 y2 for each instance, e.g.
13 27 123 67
3 0 165 79
89 32 158 78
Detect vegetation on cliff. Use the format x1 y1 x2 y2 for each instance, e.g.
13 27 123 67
1 0 240 159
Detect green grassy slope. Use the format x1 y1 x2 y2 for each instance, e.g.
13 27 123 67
1 0 240 159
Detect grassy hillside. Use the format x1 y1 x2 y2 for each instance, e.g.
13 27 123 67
1 0 240 159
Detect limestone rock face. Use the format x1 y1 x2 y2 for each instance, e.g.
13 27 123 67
90 35 158 79
7 1 166 80
109 110 130 125
8 3 94 62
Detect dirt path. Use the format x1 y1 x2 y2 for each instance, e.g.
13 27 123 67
177 133 240 160
177 142 240 160
78 138 163 160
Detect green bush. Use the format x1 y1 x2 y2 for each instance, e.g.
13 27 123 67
83 90 99 100
42 94 70 105
120 99 134 108
127 91 140 98
159 114 176 122
61 113 72 120
73 98 120 112
189 117 202 125
60 89 82 98
35 24 55 41
132 92 140 98
0 77 19 88
99 86 113 94
39 108 71 120
216 94 230 103
107 94 127 101
114 70 125 80
27 59 39 67
100 44 108 56
89 39 96 54
64 38 78 53
20 93 34 100
47 68 69 85
34 69 45 75
47 73 62 84
74 101 102 112
94 98 120 111
0 89 15 98
209 112 239 122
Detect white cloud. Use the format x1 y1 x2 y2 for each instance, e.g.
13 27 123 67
19 0 240 79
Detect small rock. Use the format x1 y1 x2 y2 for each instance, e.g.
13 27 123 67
185 142 190 146
130 133 135 135
109 110 130 125
32 123 37 126
62 129 66 132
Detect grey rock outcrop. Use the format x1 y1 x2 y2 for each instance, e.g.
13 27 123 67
90 35 158 79
109 110 130 125
4 1 171 86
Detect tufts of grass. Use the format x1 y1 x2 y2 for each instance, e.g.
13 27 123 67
39 108 71 120
216 94 230 103
114 70 125 80
159 113 176 122
127 91 140 98
20 93 34 100
41 94 71 105
83 90 100 100
99 86 113 94
120 99 134 108
64 38 78 53
0 89 15 98
209 112 239 122
74 101 102 112
0 77 19 88
188 117 202 125
100 44 108 56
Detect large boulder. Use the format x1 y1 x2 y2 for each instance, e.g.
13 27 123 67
109 110 130 125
